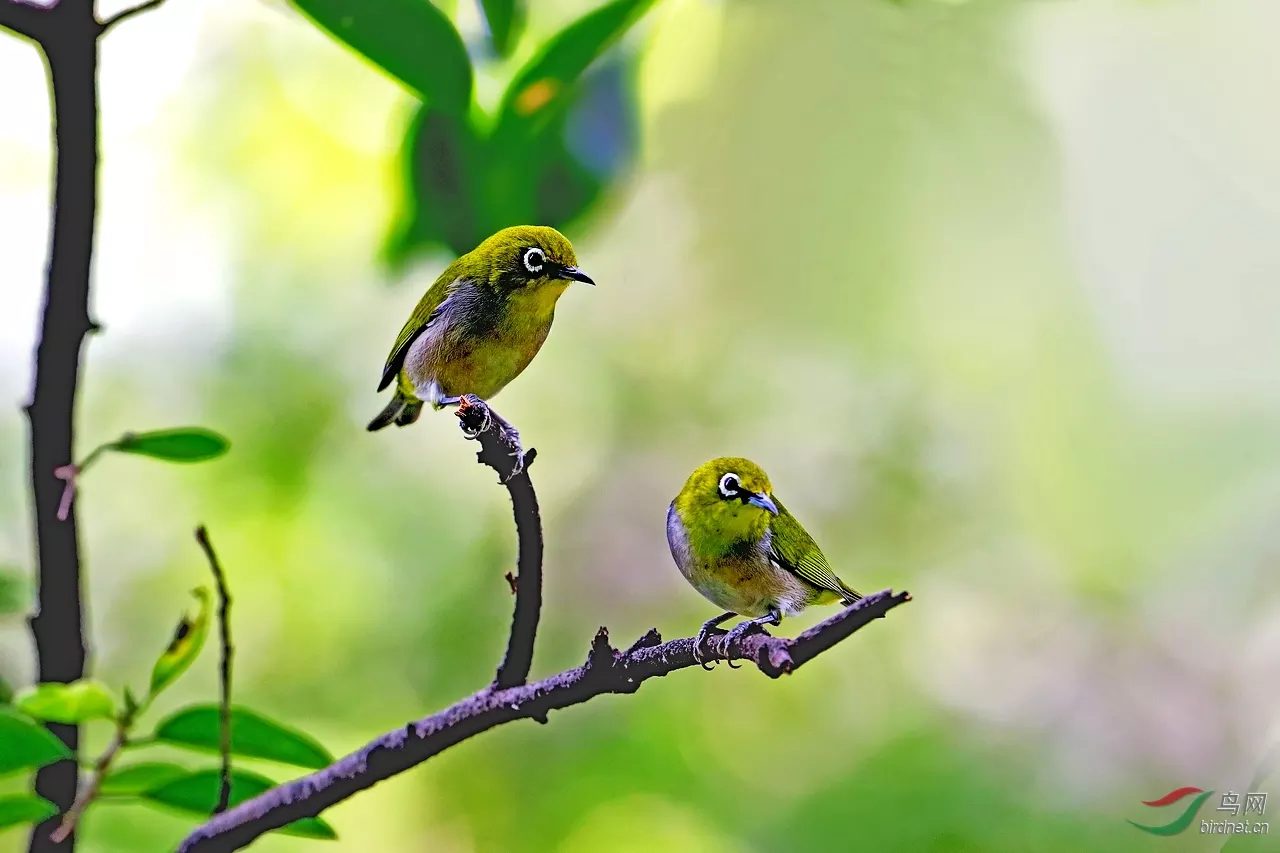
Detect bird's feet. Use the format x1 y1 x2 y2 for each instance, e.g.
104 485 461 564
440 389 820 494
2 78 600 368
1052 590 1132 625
693 612 735 670
723 609 782 668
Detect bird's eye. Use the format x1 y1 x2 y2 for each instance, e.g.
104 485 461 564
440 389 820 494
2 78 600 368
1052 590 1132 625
522 247 546 274
718 473 740 499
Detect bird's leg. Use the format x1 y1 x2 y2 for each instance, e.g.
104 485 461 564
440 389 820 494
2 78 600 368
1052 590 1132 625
724 607 782 667
425 381 464 411
693 612 735 670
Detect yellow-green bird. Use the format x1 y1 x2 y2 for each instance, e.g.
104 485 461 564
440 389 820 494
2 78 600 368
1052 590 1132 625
368 225 593 469
667 457 862 665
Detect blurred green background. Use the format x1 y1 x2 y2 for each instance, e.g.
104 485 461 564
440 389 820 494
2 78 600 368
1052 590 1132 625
4 0 1280 850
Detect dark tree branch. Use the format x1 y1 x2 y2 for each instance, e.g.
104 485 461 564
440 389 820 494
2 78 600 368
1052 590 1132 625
455 397 545 690
97 0 168 34
0 0 49 43
195 526 234 815
175 589 910 852
22 3 103 850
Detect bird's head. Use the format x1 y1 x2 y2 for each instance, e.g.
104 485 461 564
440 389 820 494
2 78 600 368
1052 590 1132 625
674 457 779 547
465 225 594 296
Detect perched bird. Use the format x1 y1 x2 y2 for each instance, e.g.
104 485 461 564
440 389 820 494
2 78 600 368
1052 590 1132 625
666 457 861 666
367 225 593 471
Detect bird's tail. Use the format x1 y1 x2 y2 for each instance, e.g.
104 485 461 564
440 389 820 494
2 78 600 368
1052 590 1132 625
839 584 862 606
366 390 424 431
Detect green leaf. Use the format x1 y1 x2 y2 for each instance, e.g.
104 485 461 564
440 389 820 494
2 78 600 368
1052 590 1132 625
110 428 230 463
139 768 337 839
387 106 487 262
0 568 27 615
480 0 525 57
14 680 117 725
495 0 655 140
0 794 57 830
153 705 333 770
149 588 212 699
292 0 473 116
0 675 12 706
99 762 190 797
0 707 71 776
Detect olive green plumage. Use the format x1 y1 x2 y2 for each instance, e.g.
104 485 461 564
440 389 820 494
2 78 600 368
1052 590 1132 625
367 225 593 432
667 457 861 663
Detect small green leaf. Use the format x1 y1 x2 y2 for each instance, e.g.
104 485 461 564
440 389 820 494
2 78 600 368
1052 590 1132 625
149 588 212 699
139 768 337 839
99 762 190 797
495 0 655 140
110 428 230 463
0 568 28 615
292 0 473 116
0 707 71 776
14 680 117 724
480 0 525 57
0 794 57 830
153 705 333 770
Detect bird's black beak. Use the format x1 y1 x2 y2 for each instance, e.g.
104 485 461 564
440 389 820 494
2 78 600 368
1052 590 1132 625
556 264 595 285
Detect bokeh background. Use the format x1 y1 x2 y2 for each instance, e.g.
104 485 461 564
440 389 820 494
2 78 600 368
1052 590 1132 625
4 0 1280 850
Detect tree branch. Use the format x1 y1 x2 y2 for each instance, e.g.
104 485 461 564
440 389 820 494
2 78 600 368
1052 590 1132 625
454 397 544 690
175 589 909 852
97 0 168 35
23 4 102 850
194 526 234 815
0 0 49 43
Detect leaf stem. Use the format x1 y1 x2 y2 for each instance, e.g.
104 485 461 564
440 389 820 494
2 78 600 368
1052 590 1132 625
194 527 233 814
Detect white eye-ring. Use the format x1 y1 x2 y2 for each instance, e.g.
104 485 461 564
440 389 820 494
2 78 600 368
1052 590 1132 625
523 247 546 274
718 473 740 499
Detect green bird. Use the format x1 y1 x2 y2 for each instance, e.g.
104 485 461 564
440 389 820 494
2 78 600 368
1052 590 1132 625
667 457 862 666
367 225 593 469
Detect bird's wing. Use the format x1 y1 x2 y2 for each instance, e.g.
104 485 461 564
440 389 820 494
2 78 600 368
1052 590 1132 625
376 273 463 392
768 501 861 602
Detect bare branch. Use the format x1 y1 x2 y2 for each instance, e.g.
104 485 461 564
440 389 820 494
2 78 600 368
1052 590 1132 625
175 589 910 852
455 397 545 690
194 526 234 815
0 0 49 43
97 0 166 35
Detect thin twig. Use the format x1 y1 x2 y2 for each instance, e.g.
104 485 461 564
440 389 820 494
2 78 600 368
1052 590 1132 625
48 724 126 843
97 0 168 34
175 589 910 852
194 526 234 815
455 398 544 690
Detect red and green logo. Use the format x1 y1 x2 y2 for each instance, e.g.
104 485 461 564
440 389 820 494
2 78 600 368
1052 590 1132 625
1128 787 1214 835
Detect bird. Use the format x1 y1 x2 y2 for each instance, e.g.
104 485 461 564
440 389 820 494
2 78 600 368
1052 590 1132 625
666 457 861 667
367 225 593 474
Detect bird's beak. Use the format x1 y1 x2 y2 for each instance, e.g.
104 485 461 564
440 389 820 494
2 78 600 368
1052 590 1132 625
557 265 595 285
747 492 779 515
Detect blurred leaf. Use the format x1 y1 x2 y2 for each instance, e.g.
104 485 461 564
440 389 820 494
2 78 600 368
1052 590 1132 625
480 0 525 57
149 588 212 699
387 106 485 262
139 768 337 839
495 0 655 139
153 705 334 770
0 707 71 776
0 676 11 706
99 762 190 797
111 428 230 463
292 0 473 116
0 795 57 830
14 680 117 724
529 55 638 228
0 568 27 615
